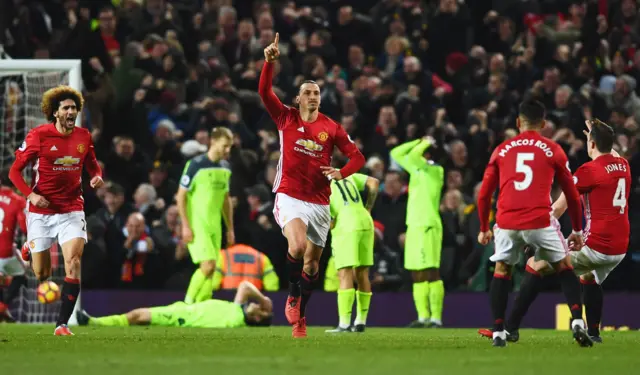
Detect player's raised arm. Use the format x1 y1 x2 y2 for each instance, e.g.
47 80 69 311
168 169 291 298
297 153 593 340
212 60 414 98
9 130 49 208
258 33 287 125
477 150 500 242
234 280 270 308
390 138 431 174
553 149 583 235
329 123 365 180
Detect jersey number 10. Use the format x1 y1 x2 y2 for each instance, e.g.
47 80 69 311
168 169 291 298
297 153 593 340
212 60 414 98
336 179 360 205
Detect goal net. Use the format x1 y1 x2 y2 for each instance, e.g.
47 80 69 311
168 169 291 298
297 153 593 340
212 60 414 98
0 59 83 324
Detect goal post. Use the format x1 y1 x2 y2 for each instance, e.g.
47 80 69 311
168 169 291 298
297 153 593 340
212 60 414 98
0 59 84 325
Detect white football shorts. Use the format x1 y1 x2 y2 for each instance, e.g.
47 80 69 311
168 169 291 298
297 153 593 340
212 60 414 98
491 218 568 265
0 256 26 276
273 193 331 247
26 211 87 253
570 245 625 285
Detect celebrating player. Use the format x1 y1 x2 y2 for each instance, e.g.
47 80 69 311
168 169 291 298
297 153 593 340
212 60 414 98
259 33 366 337
8 86 103 335
390 136 445 328
478 119 630 343
325 172 379 333
476 100 592 347
0 170 27 323
77 281 272 329
176 127 234 305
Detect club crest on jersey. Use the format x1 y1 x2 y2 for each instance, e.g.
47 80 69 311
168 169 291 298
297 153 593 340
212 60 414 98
29 241 35 249
317 132 328 142
77 144 85 153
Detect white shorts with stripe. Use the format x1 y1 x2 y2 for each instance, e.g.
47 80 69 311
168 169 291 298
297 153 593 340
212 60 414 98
570 245 625 285
491 218 568 265
26 211 87 253
273 193 331 247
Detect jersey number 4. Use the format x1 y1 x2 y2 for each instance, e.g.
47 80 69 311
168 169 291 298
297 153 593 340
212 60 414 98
514 153 534 191
336 179 360 204
613 178 627 214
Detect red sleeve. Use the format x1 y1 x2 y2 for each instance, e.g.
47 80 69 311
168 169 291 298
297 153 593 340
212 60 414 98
573 164 596 194
84 136 102 178
16 196 27 234
477 150 499 232
9 130 40 197
431 74 453 94
554 148 583 232
258 62 288 129
334 122 365 178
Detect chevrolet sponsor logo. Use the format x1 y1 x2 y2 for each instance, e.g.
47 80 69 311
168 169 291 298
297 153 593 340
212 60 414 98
53 156 81 171
54 156 80 166
295 139 323 152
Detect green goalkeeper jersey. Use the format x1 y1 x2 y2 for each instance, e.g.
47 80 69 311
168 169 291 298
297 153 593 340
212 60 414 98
329 173 373 234
181 299 246 328
390 139 444 228
179 154 231 231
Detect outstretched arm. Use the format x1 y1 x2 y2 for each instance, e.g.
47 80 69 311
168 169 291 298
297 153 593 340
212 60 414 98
258 33 288 127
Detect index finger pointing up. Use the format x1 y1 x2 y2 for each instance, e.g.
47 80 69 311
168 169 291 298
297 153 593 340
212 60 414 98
274 32 279 45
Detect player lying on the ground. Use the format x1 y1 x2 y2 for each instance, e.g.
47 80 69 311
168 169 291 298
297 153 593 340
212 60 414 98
478 119 630 344
9 86 104 336
390 136 445 328
325 172 379 333
77 281 273 328
477 100 592 347
0 170 27 323
259 33 365 338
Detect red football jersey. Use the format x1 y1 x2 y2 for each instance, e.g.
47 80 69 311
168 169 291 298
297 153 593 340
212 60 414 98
0 187 26 258
10 124 102 214
574 153 631 255
259 62 365 205
478 130 582 232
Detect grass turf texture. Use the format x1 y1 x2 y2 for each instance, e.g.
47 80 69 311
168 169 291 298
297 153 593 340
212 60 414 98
2 326 640 375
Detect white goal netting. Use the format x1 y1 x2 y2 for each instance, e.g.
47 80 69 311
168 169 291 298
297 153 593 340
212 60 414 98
0 62 81 324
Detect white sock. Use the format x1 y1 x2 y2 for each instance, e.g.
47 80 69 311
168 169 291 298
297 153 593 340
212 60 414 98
572 319 586 330
430 319 442 326
493 330 506 340
339 323 350 329
354 319 365 326
418 318 428 323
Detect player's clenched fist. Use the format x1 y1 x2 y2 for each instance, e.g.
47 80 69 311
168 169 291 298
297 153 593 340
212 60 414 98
27 193 49 208
90 176 104 188
264 32 280 62
477 230 492 246
182 225 194 244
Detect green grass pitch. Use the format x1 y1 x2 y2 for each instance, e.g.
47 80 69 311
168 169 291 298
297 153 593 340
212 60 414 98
2 325 640 375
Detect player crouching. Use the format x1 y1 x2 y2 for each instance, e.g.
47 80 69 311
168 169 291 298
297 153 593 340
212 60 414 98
9 86 103 335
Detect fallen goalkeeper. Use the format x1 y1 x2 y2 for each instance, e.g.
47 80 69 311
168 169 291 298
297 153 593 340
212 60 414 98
77 281 273 328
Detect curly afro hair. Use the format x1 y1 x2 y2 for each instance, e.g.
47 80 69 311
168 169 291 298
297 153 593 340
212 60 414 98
41 85 84 122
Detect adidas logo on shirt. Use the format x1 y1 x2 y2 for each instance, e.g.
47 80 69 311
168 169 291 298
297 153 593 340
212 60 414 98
297 127 304 132
50 145 58 151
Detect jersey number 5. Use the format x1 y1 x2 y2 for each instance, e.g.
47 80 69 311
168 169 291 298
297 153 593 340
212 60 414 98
336 179 360 204
514 153 534 191
613 178 627 214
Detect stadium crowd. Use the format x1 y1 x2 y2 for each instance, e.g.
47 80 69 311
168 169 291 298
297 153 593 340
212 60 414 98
2 0 640 293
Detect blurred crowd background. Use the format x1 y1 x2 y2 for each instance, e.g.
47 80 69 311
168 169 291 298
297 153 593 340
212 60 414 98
2 0 640 293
